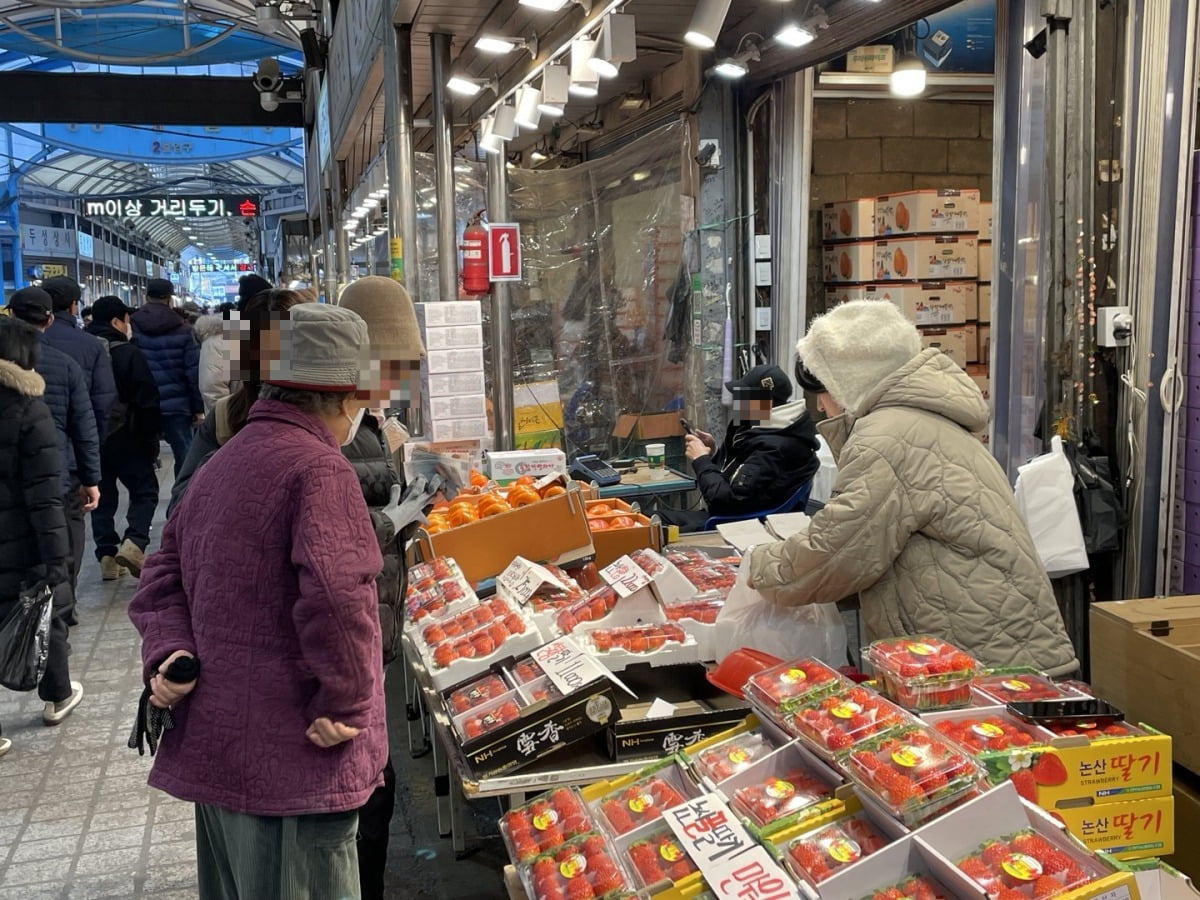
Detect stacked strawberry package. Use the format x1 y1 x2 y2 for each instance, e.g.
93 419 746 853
731 768 834 828
509 657 546 685
847 725 984 825
405 557 476 622
522 833 631 900
623 827 699 888
524 564 588 612
788 685 909 758
427 612 531 669
744 657 848 716
972 672 1090 706
594 771 690 836
955 829 1096 899
446 673 510 715
862 874 950 900
453 692 524 741
663 548 739 594
555 587 619 634
692 732 773 784
519 675 564 705
500 788 597 864
585 623 688 655
932 713 1047 755
1043 720 1143 741
785 813 891 884
865 636 978 711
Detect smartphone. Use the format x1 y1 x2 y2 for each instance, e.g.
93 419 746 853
1006 698 1124 728
679 417 697 436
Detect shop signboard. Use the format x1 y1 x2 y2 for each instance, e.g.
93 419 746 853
77 232 94 259
488 223 522 282
41 264 67 278
81 195 261 220
21 225 76 256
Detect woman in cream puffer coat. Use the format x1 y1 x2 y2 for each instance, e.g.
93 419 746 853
192 313 229 414
749 300 1078 676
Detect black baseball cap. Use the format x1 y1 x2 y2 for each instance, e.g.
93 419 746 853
726 364 792 406
147 278 174 299
92 296 133 324
41 276 82 310
7 287 54 324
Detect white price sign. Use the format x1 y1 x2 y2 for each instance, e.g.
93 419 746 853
530 637 635 698
662 793 799 900
497 557 569 605
600 555 652 598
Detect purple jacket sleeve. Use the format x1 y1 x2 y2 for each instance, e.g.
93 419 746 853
289 455 384 727
128 515 197 683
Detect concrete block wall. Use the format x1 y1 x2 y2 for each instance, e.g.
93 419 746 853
807 98 994 320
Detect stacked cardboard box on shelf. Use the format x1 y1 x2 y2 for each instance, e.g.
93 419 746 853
416 301 488 444
821 190 993 439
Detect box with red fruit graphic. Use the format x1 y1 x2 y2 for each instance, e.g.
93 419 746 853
500 787 600 865
1051 794 1174 861
971 669 1092 708
606 663 751 762
864 636 978 712
782 684 912 763
582 758 699 839
517 831 634 900
719 741 847 837
845 724 986 826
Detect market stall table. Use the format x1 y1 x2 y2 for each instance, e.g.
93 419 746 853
587 464 696 508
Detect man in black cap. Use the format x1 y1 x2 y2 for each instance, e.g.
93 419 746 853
86 296 161 579
659 364 821 532
41 276 116 446
131 278 201 478
237 273 272 310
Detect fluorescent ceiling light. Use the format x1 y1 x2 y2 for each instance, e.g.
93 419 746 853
514 85 543 129
712 59 749 78
775 23 815 47
890 58 926 97
476 36 521 54
519 0 569 9
540 63 570 107
631 170 650 181
447 76 484 96
685 0 732 49
569 39 599 97
589 14 636 79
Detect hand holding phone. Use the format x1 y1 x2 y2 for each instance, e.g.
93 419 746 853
679 417 696 436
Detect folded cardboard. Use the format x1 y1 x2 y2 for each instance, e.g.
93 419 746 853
825 284 872 306
1090 596 1200 773
875 236 979 281
822 198 875 241
965 364 990 401
606 663 751 761
980 201 993 240
590 512 662 569
612 413 686 441
822 240 875 283
875 189 981 236
868 281 976 326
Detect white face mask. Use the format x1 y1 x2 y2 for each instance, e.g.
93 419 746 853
342 404 366 446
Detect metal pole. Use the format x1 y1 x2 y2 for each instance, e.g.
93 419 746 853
386 24 421 298
486 150 514 451
319 166 336 302
331 161 351 290
430 32 459 301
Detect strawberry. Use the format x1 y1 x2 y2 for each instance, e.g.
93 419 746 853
1040 849 1072 875
958 857 993 882
1009 770 1038 802
981 840 1011 867
1032 875 1063 899
1030 753 1069 786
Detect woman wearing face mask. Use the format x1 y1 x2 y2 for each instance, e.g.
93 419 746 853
129 304 388 899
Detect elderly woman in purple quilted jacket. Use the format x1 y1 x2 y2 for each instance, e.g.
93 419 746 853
129 304 386 900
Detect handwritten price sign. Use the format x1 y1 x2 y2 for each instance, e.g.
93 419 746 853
497 557 569 605
601 555 652 598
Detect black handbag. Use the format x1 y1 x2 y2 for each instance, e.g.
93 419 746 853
1063 443 1125 555
0 582 52 691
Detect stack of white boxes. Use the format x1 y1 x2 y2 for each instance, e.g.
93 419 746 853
415 301 488 444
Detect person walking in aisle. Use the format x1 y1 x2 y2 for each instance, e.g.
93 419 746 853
41 276 116 442
131 278 201 478
0 313 84 728
130 305 386 899
86 296 161 579
193 307 230 415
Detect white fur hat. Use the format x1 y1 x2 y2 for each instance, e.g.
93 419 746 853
797 300 923 415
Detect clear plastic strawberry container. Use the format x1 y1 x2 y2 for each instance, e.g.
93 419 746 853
622 825 700 889
451 690 526 742
846 724 985 826
931 712 1049 755
517 675 564 706
663 548 739 594
508 657 546 685
524 563 587 612
744 657 848 712
954 828 1099 897
786 685 910 759
860 874 952 900
426 607 534 669
500 787 598 864
973 671 1090 706
660 590 725 624
1044 719 1145 741
784 812 892 885
732 767 835 829
592 768 693 836
691 732 773 785
584 623 688 655
405 557 476 621
864 636 978 711
554 587 619 634
445 673 511 715
520 832 632 900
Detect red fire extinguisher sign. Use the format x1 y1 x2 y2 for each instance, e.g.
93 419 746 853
487 223 522 282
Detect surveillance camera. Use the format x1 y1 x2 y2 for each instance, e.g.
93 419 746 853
260 91 280 112
253 57 283 93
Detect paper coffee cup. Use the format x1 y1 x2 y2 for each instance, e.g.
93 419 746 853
645 443 666 480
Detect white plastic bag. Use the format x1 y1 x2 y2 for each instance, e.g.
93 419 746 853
1013 435 1089 578
713 555 847 665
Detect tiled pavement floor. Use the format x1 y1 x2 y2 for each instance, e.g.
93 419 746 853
0 457 510 899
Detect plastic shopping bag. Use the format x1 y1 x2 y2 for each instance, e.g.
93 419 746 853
714 555 847 665
1013 436 1090 578
0 582 52 692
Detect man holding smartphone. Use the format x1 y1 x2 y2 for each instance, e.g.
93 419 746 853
660 364 821 532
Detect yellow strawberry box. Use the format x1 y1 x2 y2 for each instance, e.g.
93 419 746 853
1052 795 1174 861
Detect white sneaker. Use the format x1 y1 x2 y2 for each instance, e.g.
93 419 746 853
43 681 84 725
0 737 10 758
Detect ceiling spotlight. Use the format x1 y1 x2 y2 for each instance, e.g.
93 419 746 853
515 85 543 129
530 147 549 162
254 3 281 33
775 22 815 47
588 14 636 79
475 35 536 55
685 0 732 49
480 117 504 155
447 75 495 96
890 57 926 97
709 40 760 79
569 39 599 97
540 63 570 112
493 103 518 140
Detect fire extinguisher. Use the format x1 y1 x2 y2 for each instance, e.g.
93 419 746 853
461 211 490 295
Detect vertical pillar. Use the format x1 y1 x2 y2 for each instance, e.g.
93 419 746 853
487 151 514 451
318 168 336 302
430 32 459 301
385 24 421 298
331 161 351 289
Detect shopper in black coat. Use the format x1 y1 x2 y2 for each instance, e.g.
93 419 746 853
86 296 162 579
0 317 80 745
41 276 117 442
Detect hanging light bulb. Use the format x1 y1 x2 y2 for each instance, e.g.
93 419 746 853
588 14 636 79
685 0 732 49
890 58 926 97
569 39 599 97
514 85 543 129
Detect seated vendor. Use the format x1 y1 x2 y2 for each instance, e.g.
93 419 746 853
659 364 820 532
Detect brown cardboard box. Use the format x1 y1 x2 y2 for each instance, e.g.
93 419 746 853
611 413 685 440
980 201 993 240
822 241 875 283
978 283 992 324
825 285 872 306
875 188 981 236
978 240 993 282
1166 768 1200 878
1091 596 1200 773
846 45 895 73
868 281 975 326
920 327 970 368
874 236 979 281
965 364 990 401
822 198 875 241
978 324 992 364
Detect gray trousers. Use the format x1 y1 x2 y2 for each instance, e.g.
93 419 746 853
195 803 360 900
